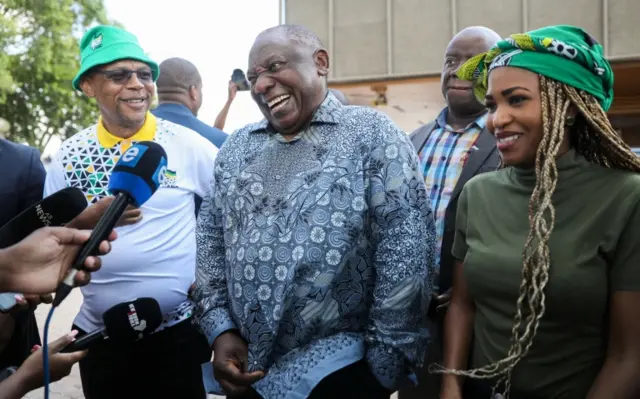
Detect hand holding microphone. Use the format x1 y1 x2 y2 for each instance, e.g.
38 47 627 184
52 141 168 307
0 186 116 298
68 195 142 230
61 297 163 353
0 331 86 399
0 320 157 399
0 227 116 296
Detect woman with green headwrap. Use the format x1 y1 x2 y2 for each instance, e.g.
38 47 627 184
434 25 640 399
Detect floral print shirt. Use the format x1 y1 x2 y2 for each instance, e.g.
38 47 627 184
193 93 435 398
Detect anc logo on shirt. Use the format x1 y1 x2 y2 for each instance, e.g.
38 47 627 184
162 169 177 188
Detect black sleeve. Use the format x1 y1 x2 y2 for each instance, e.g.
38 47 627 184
19 148 46 211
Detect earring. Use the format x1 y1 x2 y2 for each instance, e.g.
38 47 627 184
566 115 576 126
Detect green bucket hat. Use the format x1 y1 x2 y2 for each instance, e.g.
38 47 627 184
457 25 614 111
73 25 159 91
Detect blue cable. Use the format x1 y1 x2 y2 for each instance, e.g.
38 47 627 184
43 306 55 399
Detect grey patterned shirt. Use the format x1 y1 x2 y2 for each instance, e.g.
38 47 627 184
193 93 436 398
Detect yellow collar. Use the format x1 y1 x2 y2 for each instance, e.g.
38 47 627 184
97 113 157 151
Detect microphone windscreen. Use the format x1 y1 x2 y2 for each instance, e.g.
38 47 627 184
103 297 162 344
108 141 168 207
0 187 87 249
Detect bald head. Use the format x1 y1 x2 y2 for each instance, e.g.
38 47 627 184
157 58 202 94
156 57 203 115
255 24 324 52
441 26 501 118
448 26 501 51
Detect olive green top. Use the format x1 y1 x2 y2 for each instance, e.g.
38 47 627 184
453 149 640 398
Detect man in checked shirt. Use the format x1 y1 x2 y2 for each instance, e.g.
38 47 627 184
398 26 503 399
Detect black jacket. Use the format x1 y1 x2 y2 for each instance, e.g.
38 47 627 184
0 138 47 369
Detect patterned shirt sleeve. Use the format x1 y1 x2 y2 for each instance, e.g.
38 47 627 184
192 168 237 346
364 114 436 390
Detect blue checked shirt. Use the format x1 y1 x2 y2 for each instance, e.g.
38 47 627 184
418 109 486 286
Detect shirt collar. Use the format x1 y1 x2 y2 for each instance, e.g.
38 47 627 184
436 108 487 132
248 91 344 134
155 102 192 116
97 112 157 150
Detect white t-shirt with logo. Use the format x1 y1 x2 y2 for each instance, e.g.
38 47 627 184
44 117 217 332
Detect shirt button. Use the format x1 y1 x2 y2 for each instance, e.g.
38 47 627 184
254 361 258 365
440 156 446 161
275 175 281 180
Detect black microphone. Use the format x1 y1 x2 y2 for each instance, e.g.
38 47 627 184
52 141 168 307
61 297 162 353
0 187 87 248
0 187 88 310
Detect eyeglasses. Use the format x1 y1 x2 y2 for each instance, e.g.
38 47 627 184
96 68 153 84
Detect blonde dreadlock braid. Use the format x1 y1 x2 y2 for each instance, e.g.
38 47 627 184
495 76 568 396
564 86 640 172
430 75 640 397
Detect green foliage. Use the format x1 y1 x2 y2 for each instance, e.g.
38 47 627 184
0 0 112 150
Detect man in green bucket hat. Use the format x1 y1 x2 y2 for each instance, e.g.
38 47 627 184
72 25 159 132
44 25 218 399
72 25 159 91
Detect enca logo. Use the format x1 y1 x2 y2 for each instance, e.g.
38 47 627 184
156 165 167 186
122 147 140 163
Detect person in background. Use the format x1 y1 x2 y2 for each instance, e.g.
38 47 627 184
0 138 48 378
44 25 217 399
193 24 434 399
152 57 226 215
440 25 640 399
214 80 238 131
153 57 228 149
399 26 501 399
41 155 53 172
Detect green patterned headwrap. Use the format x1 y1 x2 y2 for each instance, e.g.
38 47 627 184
457 25 614 111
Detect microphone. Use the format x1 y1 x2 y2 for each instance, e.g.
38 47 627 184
0 187 87 311
0 187 87 248
61 297 162 353
52 141 168 307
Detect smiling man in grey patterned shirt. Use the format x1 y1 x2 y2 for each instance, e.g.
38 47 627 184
192 24 436 399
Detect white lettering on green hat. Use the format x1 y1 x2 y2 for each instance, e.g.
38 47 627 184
90 33 103 51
